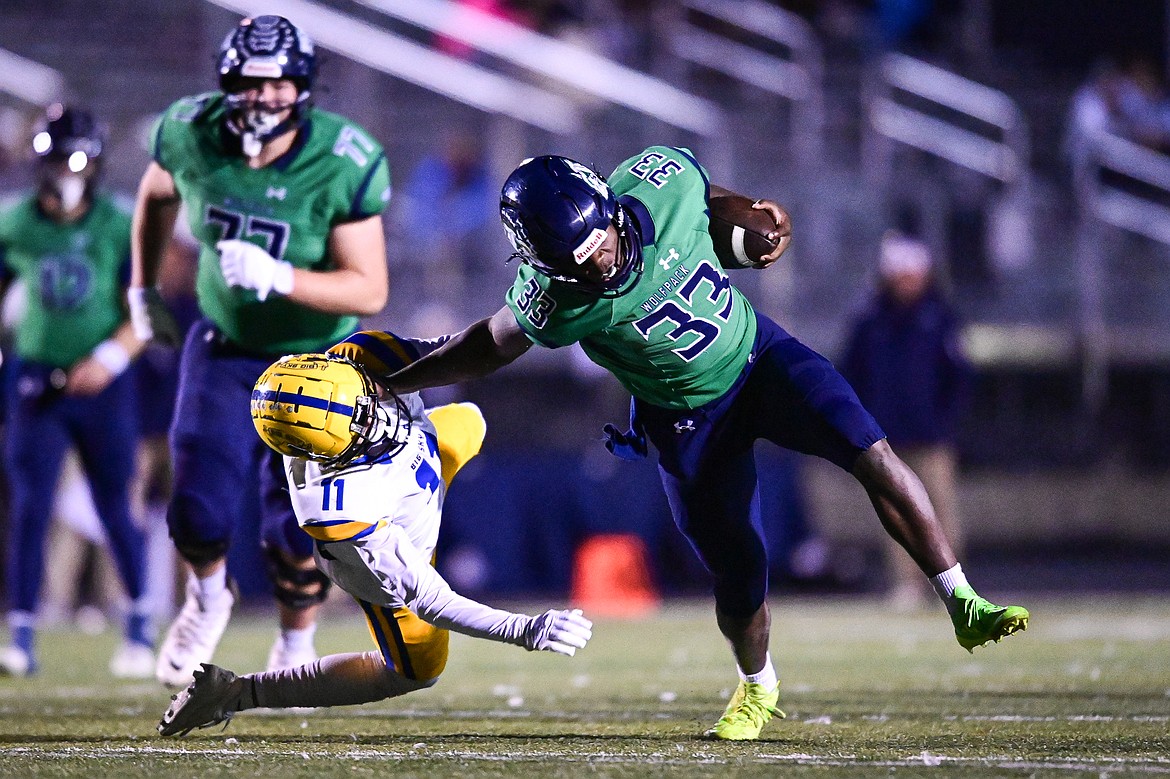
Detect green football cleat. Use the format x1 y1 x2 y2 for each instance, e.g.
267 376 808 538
951 585 1030 652
704 680 785 741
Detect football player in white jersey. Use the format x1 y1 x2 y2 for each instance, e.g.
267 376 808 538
158 334 592 736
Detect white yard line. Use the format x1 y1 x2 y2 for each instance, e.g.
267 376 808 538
4 746 1170 773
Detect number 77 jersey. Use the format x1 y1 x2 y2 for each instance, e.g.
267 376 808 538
505 145 758 411
151 92 392 354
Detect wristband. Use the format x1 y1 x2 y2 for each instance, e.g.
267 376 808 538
91 339 131 376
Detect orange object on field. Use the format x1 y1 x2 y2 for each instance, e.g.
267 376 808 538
570 533 661 617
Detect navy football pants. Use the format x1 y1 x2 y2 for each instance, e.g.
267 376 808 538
4 361 144 613
167 320 312 566
637 312 885 617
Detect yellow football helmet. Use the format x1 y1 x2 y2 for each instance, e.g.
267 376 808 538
251 353 410 466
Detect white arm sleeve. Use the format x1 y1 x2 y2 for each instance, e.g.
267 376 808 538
374 523 531 646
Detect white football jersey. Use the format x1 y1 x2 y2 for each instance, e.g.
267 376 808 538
281 394 530 642
284 392 443 557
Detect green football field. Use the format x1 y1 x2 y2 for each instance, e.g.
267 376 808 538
1 595 1168 777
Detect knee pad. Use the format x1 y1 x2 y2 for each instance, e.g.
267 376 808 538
264 547 333 609
173 534 230 567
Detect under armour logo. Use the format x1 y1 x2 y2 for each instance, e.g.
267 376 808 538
659 247 680 270
266 186 287 200
673 418 695 433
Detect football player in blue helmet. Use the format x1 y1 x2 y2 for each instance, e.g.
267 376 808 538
218 15 317 158
32 104 105 215
378 144 1030 741
500 156 644 297
1 104 154 678
132 11 392 686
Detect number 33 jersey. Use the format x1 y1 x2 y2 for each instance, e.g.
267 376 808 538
150 92 392 354
505 145 757 411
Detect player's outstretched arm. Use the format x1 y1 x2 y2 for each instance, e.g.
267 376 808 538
387 305 531 395
382 523 591 655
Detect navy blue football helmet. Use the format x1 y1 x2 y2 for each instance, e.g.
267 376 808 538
500 156 643 296
32 104 104 171
32 104 104 211
218 15 316 149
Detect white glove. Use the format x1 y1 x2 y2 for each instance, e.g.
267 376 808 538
522 609 593 656
217 239 294 302
127 286 181 347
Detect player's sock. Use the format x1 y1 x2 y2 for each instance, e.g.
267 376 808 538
930 563 970 616
126 598 154 647
242 651 432 710
192 568 227 602
278 624 316 655
738 652 778 691
9 612 35 656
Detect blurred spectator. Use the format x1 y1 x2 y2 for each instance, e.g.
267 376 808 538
840 230 973 610
398 130 497 307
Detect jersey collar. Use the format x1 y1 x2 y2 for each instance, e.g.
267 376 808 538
619 194 655 246
270 117 312 171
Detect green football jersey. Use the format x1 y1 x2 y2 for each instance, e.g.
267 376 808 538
152 92 392 354
0 192 132 367
505 146 756 410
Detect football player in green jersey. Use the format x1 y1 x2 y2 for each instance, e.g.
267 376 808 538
375 150 1029 740
0 105 154 678
127 15 392 687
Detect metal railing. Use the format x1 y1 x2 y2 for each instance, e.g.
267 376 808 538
670 0 825 160
0 47 65 105
864 53 1030 188
1073 131 1170 404
353 0 725 138
1081 132 1170 244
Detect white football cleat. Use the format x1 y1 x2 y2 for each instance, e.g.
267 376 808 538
158 663 244 737
265 634 318 673
110 641 156 680
0 645 33 677
155 579 235 687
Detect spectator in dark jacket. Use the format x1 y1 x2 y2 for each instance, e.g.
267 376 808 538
841 231 973 610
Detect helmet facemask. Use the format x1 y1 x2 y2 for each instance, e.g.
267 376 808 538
337 388 412 470
223 82 311 157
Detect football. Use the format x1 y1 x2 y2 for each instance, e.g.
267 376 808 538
707 195 789 269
